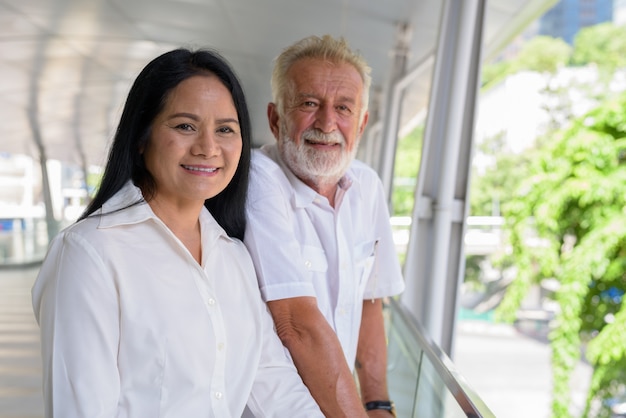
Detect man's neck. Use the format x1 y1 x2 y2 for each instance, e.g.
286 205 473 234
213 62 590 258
302 176 339 208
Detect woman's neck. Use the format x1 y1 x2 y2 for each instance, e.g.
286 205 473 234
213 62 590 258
147 197 203 264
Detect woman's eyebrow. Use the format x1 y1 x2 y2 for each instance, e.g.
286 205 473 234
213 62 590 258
168 112 200 121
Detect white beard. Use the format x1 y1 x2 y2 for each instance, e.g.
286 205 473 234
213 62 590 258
278 128 357 188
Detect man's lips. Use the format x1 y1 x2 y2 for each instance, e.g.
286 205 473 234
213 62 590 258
305 139 340 147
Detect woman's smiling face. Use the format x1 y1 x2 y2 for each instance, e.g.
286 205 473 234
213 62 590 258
142 74 242 206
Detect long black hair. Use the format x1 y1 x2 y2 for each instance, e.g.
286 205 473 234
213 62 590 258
79 48 251 240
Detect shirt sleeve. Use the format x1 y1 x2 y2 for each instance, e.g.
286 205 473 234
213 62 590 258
244 163 316 302
32 231 121 417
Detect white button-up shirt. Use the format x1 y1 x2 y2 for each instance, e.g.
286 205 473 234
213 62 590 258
32 182 322 418
244 145 405 369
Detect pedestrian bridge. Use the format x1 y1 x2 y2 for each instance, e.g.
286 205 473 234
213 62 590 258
0 0 558 415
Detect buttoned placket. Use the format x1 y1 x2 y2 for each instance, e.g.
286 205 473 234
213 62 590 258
333 192 358 365
192 263 231 417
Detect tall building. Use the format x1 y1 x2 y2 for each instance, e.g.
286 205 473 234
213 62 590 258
614 0 626 24
539 0 613 44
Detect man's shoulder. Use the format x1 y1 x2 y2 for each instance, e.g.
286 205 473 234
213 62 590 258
251 144 281 170
347 159 382 184
349 158 376 173
249 145 291 197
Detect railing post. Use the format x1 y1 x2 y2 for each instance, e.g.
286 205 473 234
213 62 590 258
401 0 485 355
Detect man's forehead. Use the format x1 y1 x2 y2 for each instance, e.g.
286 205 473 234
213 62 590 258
288 63 363 99
290 58 363 85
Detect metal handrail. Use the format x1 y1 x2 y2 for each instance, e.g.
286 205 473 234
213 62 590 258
387 298 496 418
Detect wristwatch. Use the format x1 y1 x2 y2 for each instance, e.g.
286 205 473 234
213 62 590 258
364 400 396 417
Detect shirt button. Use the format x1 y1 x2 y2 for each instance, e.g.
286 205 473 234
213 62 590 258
215 391 223 400
217 342 224 351
207 298 216 306
304 260 312 269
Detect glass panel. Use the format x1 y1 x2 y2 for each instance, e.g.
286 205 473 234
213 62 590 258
0 218 49 265
386 299 495 418
414 355 469 418
387 316 422 417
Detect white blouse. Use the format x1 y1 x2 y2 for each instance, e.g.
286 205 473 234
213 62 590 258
32 183 322 418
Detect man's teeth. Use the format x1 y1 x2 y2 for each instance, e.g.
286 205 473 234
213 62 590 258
184 165 217 172
307 140 336 145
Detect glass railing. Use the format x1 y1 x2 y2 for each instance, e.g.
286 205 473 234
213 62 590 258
0 218 49 267
386 298 496 418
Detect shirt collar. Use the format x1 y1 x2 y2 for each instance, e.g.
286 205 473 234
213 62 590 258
265 143 358 208
97 181 152 228
95 181 231 245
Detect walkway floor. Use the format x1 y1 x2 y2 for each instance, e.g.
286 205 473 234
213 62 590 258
453 319 593 418
0 266 43 418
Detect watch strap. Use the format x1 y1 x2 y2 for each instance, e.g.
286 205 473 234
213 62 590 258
364 400 396 416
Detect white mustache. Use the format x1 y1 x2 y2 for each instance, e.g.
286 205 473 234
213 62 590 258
302 129 345 146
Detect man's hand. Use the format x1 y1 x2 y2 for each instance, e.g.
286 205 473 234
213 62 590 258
366 410 395 418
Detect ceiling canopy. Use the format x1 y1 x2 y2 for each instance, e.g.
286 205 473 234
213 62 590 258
0 0 555 168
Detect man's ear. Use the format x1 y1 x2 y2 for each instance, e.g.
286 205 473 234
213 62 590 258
267 102 280 140
358 110 369 137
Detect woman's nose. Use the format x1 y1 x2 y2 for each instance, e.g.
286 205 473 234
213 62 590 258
192 131 220 157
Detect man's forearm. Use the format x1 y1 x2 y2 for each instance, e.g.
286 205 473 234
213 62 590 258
284 320 367 417
355 299 390 404
268 298 367 417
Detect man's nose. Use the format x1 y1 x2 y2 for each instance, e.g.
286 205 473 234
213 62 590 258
313 105 337 133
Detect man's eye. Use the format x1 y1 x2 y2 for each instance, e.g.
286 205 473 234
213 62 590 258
303 101 317 107
337 105 351 113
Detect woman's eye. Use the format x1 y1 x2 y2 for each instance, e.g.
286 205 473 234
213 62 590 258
217 126 235 134
175 123 194 131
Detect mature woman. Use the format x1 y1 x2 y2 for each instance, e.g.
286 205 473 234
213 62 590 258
32 48 322 418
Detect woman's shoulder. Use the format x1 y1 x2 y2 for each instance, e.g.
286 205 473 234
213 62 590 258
55 215 101 242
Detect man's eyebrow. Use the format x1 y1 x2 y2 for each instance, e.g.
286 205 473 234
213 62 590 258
337 96 357 105
295 93 318 100
295 93 357 105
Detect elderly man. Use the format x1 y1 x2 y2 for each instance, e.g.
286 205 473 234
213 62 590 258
244 35 405 417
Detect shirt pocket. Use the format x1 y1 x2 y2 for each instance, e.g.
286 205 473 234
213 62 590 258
355 239 378 293
301 245 328 273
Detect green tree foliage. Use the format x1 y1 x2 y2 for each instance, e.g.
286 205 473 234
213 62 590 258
392 125 423 217
471 23 626 417
571 23 626 73
469 132 534 216
481 36 571 89
481 60 512 89
497 92 626 417
513 35 572 74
